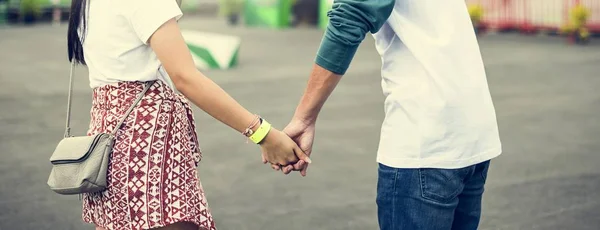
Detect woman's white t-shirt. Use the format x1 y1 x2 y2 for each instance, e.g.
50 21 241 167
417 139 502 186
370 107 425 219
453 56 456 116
82 0 183 88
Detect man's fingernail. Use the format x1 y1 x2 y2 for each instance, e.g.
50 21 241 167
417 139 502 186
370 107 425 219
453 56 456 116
305 157 312 164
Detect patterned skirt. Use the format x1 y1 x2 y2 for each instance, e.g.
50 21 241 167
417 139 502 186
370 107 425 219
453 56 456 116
82 80 217 230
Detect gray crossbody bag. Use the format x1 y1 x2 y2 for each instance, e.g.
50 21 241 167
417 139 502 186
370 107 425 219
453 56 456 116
47 62 153 195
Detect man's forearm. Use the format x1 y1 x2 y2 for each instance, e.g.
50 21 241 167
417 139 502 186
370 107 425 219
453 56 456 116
293 64 342 124
295 0 395 122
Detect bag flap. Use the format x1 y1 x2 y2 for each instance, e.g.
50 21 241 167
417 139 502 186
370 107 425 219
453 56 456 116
50 134 107 163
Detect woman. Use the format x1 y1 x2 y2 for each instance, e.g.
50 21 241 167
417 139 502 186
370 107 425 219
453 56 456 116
67 0 310 229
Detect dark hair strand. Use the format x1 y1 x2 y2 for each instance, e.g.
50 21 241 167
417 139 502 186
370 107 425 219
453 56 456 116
67 0 87 65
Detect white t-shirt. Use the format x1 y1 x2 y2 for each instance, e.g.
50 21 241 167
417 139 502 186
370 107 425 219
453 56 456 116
372 0 502 169
82 0 182 88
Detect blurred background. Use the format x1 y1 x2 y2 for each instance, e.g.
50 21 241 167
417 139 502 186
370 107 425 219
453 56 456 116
1 0 600 229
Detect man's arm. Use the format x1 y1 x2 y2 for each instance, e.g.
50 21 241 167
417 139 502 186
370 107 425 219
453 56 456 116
292 64 341 123
281 0 396 175
294 0 396 123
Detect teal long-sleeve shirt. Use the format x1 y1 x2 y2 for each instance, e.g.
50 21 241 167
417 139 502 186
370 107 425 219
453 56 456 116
315 0 396 75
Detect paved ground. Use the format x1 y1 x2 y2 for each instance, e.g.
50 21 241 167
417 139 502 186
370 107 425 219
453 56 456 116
1 17 600 230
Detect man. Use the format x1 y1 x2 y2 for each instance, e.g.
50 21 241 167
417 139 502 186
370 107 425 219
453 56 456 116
276 0 502 229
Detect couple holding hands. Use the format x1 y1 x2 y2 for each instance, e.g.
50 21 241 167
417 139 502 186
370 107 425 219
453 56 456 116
69 0 501 229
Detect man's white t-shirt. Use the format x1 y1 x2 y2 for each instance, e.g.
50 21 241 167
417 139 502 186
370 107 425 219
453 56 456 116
82 0 182 88
372 0 502 169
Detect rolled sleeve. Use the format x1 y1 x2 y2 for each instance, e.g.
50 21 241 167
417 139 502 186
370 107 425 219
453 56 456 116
315 0 395 75
128 0 183 44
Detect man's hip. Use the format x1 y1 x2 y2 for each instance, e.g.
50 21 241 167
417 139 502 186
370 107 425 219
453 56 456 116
376 161 491 230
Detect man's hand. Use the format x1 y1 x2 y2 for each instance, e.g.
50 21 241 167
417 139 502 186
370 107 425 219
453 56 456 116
276 119 316 176
266 64 340 175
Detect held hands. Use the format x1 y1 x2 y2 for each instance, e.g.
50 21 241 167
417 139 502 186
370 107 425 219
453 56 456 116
259 127 312 168
248 115 315 176
269 118 316 176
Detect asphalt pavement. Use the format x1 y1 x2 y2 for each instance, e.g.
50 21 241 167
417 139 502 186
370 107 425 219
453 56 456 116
1 17 599 230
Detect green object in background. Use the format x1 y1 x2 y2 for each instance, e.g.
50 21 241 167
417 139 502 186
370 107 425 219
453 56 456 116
219 0 244 16
181 30 241 70
5 0 67 13
20 0 42 22
59 0 71 7
180 0 200 12
319 0 333 29
244 0 292 29
0 2 7 25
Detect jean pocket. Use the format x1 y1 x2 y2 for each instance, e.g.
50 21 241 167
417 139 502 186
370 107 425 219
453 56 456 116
418 167 470 203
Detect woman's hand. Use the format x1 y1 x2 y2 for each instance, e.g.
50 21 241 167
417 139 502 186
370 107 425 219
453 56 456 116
259 128 312 167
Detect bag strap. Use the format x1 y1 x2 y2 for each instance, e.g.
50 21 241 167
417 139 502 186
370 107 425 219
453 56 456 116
109 80 154 136
64 61 154 137
64 61 75 137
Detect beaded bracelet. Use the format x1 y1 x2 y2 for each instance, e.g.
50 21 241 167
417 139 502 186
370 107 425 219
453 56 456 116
243 115 261 137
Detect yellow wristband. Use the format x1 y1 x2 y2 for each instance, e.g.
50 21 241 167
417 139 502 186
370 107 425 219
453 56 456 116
248 119 272 144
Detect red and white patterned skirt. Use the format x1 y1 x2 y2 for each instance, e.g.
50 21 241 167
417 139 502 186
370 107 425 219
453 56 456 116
82 80 217 230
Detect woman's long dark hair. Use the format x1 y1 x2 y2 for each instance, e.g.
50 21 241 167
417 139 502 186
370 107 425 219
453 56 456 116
67 0 87 65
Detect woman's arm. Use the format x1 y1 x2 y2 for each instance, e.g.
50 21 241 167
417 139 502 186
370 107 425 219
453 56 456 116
149 19 254 133
148 18 310 166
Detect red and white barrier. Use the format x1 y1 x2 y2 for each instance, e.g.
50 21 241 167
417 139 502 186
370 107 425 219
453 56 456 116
580 0 600 33
465 0 600 34
528 0 564 32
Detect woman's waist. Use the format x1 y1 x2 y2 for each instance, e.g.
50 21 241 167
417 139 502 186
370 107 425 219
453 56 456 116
91 80 183 109
88 64 174 89
89 74 173 88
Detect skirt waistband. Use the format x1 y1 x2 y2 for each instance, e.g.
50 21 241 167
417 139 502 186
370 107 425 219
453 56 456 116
92 80 182 109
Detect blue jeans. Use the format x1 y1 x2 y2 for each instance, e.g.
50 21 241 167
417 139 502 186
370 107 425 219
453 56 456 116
376 160 491 230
